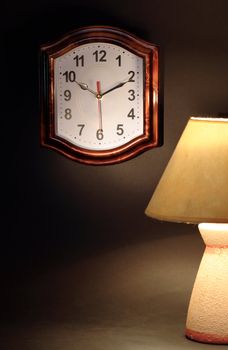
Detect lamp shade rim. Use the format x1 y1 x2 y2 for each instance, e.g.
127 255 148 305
190 116 228 123
145 210 228 224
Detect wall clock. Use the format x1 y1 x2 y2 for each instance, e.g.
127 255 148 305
40 25 162 165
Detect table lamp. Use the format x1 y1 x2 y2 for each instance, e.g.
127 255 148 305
145 116 228 344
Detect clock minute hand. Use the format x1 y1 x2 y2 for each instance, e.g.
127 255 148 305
76 81 97 96
101 78 131 97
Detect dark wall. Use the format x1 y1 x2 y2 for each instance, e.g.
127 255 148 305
2 0 228 326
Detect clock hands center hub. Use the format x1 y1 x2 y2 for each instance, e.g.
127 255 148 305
96 93 102 100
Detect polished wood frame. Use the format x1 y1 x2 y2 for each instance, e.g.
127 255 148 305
40 25 162 165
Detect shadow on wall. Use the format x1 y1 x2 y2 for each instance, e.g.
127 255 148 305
2 3 166 275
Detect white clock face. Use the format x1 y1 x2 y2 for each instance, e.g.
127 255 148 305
54 42 144 151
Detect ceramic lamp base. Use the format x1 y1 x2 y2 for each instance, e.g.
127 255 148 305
185 223 228 344
186 328 228 344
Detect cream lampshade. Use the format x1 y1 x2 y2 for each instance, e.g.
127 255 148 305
145 116 228 344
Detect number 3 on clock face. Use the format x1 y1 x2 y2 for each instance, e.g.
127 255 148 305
40 26 162 165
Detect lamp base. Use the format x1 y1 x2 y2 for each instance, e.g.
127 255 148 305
185 223 228 344
186 328 228 344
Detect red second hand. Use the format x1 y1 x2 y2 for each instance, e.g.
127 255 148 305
96 81 103 131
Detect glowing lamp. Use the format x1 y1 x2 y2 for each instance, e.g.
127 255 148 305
145 116 228 344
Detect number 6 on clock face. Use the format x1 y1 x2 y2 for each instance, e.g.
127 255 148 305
40 26 162 165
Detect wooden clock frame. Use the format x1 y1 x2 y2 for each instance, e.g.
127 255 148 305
40 25 163 165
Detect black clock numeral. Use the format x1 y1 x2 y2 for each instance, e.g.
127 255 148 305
128 89 135 101
77 124 85 136
116 55 121 67
96 129 104 140
64 90 71 101
127 108 136 119
62 70 76 82
74 54 84 67
64 108 72 119
93 50 107 62
128 70 135 82
116 124 124 135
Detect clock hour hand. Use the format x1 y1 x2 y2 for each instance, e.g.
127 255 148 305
75 81 97 96
101 78 131 97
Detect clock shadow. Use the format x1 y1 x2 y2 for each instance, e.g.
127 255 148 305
2 0 165 272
